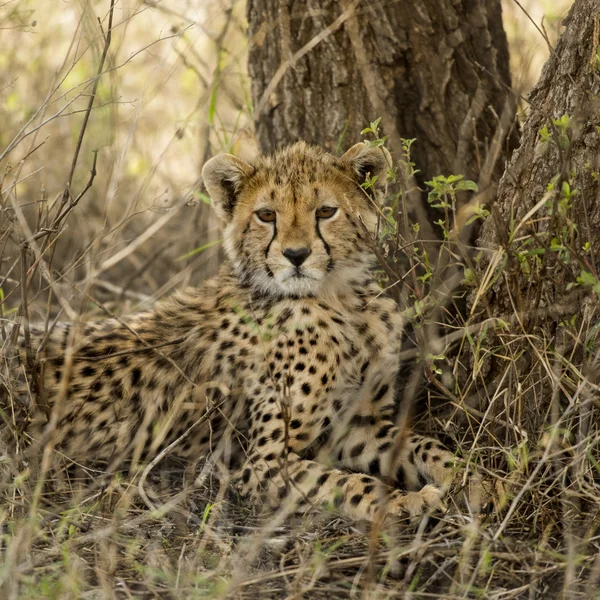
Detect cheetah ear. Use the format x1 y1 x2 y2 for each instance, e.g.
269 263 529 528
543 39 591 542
339 142 391 188
202 154 255 221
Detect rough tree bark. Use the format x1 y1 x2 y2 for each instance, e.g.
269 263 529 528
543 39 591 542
478 0 600 303
464 0 600 432
247 0 516 188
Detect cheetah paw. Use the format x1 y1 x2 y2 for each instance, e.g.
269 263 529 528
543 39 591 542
391 484 445 517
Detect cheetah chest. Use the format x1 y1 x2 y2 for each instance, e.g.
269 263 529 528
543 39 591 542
238 297 402 453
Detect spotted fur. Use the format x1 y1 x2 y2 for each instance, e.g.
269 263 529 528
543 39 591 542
8 142 464 522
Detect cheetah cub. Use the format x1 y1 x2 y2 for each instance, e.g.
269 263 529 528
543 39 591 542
9 142 467 522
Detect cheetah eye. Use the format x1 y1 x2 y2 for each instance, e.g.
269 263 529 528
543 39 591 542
316 206 338 219
256 209 276 223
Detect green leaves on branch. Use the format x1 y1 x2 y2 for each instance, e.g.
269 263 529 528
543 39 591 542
400 137 419 179
360 118 389 148
425 174 481 238
537 114 574 155
426 174 478 209
466 203 491 226
360 174 378 190
360 117 382 137
575 270 600 294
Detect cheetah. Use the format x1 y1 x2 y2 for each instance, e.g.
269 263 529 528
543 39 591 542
5 142 466 522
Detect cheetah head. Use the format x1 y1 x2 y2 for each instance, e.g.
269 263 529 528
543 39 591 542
202 142 390 298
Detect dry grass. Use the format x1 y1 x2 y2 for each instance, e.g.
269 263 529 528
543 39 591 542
3 1 599 599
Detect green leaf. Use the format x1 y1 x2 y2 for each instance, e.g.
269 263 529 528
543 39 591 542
360 174 378 189
577 270 598 287
558 133 570 149
457 179 479 192
445 174 464 183
368 137 388 147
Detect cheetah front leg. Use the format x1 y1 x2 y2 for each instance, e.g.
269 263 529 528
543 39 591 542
331 418 458 492
328 414 490 512
324 368 476 504
233 446 443 522
232 412 443 522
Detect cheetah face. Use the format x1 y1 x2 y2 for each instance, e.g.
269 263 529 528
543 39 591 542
202 142 390 298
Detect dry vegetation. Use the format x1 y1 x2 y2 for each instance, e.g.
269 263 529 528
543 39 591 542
3 1 597 599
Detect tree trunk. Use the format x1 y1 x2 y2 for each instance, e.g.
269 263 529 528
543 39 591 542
478 0 600 299
469 0 600 430
246 0 516 188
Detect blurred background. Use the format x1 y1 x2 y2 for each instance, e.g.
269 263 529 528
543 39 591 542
0 0 573 317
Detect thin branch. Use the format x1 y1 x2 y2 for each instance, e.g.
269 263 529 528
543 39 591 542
63 0 115 195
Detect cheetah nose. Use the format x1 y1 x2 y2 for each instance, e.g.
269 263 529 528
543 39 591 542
283 247 312 267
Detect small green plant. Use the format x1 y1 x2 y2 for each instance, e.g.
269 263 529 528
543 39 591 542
575 270 600 294
545 169 579 218
360 117 388 148
425 173 478 237
537 113 574 154
425 353 445 376
426 174 479 209
399 137 419 179
360 172 379 191
466 202 491 225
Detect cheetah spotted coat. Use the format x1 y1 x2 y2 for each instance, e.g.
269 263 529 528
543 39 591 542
7 142 461 522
